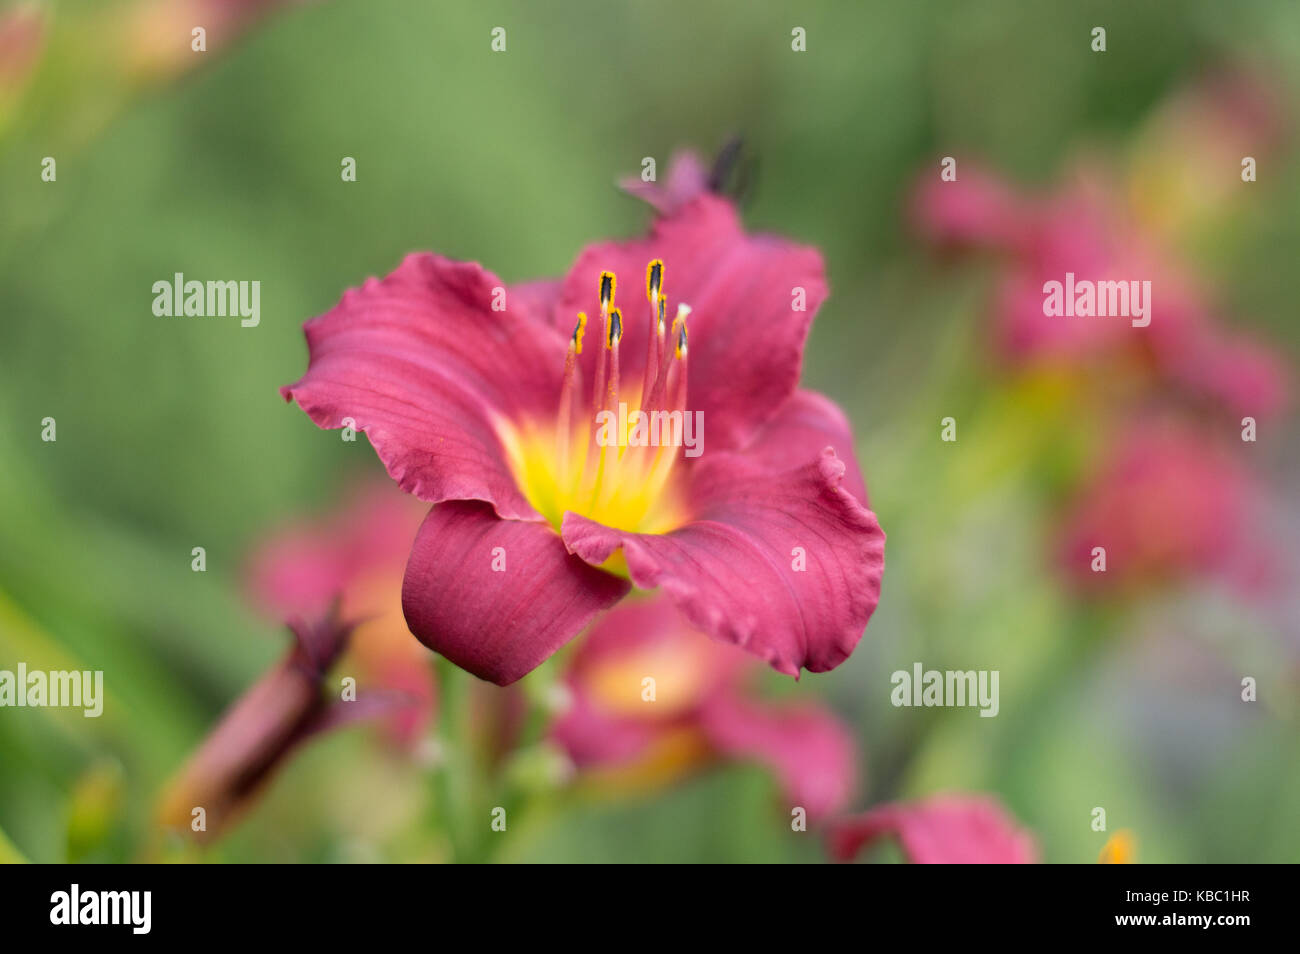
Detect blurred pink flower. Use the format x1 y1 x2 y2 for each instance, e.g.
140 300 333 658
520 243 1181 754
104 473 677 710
551 596 858 820
1058 422 1256 591
283 152 884 686
827 794 1038 864
247 483 435 745
0 3 46 111
121 0 308 81
913 164 1288 420
911 165 1030 252
619 150 711 217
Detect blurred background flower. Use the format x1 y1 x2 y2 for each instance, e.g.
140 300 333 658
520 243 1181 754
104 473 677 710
827 794 1038 864
552 595 858 821
0 3 48 137
246 482 434 746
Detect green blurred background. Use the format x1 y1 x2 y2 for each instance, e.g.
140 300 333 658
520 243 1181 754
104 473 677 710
1 0 1298 862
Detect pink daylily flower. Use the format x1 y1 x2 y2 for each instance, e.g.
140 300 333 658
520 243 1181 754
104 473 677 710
283 155 885 685
827 794 1039 864
912 165 1288 420
551 596 858 819
1058 421 1258 590
247 483 435 745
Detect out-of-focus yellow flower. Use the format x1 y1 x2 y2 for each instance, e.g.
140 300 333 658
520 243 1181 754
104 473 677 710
1099 829 1137 863
1128 68 1286 242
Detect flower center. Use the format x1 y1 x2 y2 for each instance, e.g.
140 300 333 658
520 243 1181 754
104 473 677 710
584 634 714 718
505 261 693 536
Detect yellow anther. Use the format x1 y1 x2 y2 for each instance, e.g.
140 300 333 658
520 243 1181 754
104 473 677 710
599 271 616 312
607 307 623 348
571 312 588 354
670 304 691 357
646 260 664 303
656 294 667 334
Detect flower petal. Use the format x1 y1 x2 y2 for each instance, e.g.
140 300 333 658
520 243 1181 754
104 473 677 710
827 795 1039 864
619 150 711 216
1058 421 1250 588
554 195 827 451
282 253 569 521
552 595 743 766
508 278 563 326
402 501 630 685
549 689 660 767
741 389 868 506
245 484 422 619
1174 329 1289 421
699 692 858 819
910 165 1030 251
564 595 745 708
562 449 885 676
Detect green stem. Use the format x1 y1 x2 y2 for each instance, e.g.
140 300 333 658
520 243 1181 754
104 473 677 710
431 654 476 861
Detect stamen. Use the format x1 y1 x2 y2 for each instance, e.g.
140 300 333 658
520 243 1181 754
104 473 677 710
606 307 623 348
599 271 616 313
604 308 622 418
645 259 663 304
586 274 616 487
556 314 587 490
591 306 623 507
536 269 693 536
571 312 588 354
666 307 689 407
642 302 691 414
642 306 689 504
642 261 668 411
